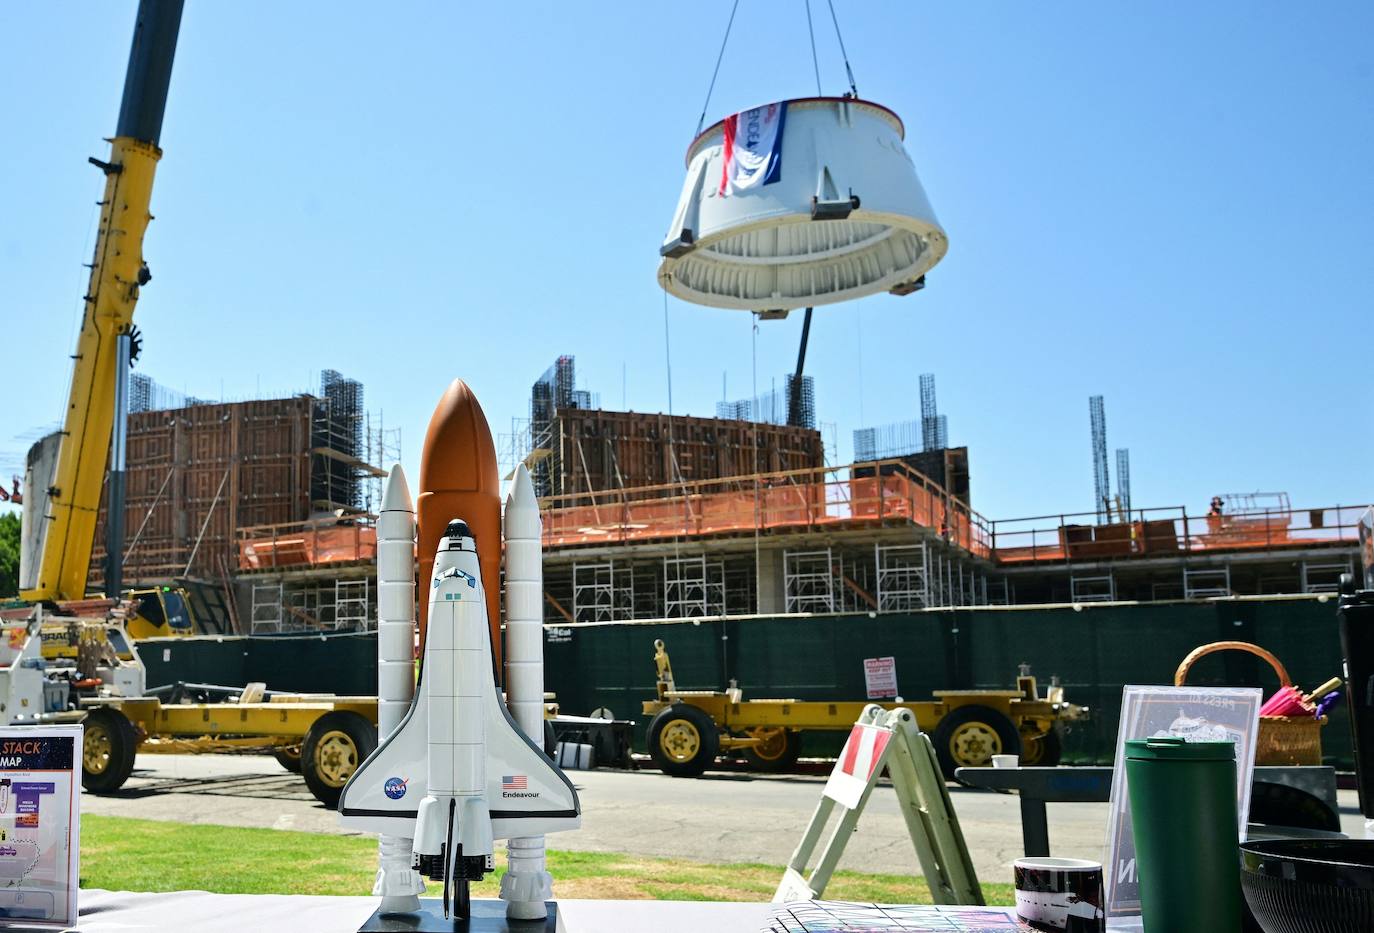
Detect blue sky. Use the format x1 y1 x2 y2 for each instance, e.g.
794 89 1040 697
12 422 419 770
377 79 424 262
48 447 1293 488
3 2 1370 522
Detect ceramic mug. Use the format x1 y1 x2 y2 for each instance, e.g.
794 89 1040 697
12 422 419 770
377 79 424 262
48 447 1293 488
1013 857 1105 932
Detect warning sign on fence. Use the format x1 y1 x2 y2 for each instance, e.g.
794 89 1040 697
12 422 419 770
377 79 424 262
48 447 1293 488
863 656 898 699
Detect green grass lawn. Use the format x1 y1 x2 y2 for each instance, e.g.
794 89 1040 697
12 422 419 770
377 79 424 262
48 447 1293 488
80 815 1014 904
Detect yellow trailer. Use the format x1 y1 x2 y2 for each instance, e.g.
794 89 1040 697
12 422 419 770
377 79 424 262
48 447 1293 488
641 640 1087 778
79 691 378 808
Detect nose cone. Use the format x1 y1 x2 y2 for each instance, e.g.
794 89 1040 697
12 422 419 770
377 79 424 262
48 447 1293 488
506 463 537 511
420 380 499 497
380 464 413 513
416 379 503 668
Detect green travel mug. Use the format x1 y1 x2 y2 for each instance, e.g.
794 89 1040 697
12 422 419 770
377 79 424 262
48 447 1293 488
1125 737 1243 933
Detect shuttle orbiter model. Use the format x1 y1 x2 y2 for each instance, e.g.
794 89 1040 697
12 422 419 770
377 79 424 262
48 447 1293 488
340 381 578 922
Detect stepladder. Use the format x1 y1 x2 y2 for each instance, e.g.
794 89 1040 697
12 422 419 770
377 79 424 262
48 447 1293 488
774 704 984 906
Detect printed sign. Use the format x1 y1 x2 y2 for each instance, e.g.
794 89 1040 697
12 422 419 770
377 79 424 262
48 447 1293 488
0 726 82 928
1103 686 1261 921
863 656 898 699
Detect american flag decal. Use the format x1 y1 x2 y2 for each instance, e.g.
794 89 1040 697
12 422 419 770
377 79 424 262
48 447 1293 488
502 775 527 790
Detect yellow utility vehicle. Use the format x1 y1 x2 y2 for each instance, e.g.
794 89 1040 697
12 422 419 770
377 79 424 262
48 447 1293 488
642 640 1087 779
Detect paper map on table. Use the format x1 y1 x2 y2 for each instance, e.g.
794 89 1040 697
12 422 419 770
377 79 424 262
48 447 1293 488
762 902 1028 932
0 726 82 928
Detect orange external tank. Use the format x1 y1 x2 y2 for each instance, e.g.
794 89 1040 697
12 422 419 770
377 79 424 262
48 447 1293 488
417 379 503 673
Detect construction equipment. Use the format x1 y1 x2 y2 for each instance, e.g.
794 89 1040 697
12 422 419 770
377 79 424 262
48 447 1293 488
12 2 218 640
19 0 182 606
642 639 1087 779
0 603 379 807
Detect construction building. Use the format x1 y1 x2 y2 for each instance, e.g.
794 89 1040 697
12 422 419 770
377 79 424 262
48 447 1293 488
512 356 825 501
89 371 398 635
535 374 1364 622
95 360 1365 634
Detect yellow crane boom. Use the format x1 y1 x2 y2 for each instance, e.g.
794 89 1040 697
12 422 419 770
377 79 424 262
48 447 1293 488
20 0 184 603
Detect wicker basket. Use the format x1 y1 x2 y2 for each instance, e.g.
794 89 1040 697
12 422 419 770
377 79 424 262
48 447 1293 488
1174 640 1325 766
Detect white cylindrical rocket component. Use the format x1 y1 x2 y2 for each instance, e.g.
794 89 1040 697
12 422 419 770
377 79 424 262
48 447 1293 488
373 465 426 914
377 465 418 738
500 464 553 920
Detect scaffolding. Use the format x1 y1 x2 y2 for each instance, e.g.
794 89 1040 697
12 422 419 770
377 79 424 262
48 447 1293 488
250 583 284 633
362 412 402 516
1301 560 1352 594
1070 571 1116 602
1090 395 1110 523
312 370 364 512
334 578 370 629
874 543 932 612
572 560 635 623
249 574 377 634
784 549 836 614
528 355 599 497
663 555 724 618
1183 566 1231 599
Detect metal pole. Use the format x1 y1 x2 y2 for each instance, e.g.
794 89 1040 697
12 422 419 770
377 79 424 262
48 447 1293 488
788 308 814 427
105 332 131 595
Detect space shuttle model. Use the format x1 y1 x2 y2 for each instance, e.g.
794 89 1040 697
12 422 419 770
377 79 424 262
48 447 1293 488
339 380 578 922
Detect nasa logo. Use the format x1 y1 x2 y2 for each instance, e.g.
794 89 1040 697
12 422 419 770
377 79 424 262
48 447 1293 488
383 777 408 800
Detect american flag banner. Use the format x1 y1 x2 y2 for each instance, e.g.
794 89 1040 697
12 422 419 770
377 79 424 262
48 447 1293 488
719 101 787 196
502 775 528 791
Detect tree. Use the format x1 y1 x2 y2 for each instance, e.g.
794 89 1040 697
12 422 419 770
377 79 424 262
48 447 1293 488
0 512 19 598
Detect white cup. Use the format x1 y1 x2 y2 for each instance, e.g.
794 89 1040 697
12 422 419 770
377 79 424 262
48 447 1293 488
992 754 1019 769
1014 857 1104 932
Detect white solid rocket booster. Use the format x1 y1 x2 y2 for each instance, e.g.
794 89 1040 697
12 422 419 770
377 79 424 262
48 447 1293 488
500 464 552 919
373 465 426 913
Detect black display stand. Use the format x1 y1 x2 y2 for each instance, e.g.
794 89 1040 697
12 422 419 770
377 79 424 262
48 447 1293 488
1338 586 1374 819
358 899 557 933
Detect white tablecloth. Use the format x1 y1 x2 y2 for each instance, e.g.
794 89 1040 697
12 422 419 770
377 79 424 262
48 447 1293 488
68 892 1022 932
68 891 778 932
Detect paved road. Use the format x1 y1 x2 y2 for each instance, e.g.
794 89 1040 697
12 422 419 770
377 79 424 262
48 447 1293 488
83 755 1368 883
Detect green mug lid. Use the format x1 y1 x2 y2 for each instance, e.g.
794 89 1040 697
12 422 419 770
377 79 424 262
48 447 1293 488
1125 736 1236 761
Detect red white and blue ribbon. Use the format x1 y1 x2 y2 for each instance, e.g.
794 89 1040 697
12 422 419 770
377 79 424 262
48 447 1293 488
719 101 787 196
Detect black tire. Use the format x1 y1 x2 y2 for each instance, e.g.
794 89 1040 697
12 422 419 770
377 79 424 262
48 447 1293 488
82 707 139 793
301 711 377 808
543 720 558 758
932 705 1022 780
646 704 720 778
273 745 303 774
1020 727 1063 767
742 728 802 773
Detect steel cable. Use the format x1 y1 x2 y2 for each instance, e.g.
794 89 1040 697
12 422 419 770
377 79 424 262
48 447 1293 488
694 0 742 136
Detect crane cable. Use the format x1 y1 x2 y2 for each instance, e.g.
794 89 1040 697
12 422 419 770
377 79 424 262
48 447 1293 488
804 0 823 96
826 0 859 97
696 0 859 139
694 0 742 136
